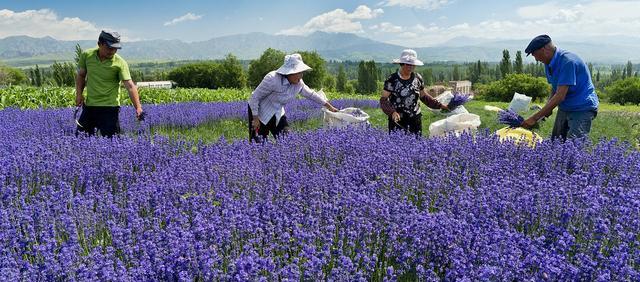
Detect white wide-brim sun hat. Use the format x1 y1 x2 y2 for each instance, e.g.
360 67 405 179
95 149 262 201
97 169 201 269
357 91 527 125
392 49 424 66
275 53 312 75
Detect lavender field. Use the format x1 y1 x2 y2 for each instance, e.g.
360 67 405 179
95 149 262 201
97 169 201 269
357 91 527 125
1 101 639 281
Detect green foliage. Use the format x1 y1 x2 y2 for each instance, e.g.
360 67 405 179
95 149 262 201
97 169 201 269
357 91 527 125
478 73 550 102
357 60 378 94
130 69 145 82
295 51 326 89
605 77 640 105
344 80 356 94
323 75 336 91
0 86 74 108
523 62 545 77
137 88 249 104
153 100 640 145
513 51 523 74
51 61 75 87
420 68 434 85
467 60 499 84
218 54 247 89
0 65 28 86
336 65 347 93
499 49 512 78
452 65 461 81
168 62 220 89
247 48 285 88
30 65 43 86
74 44 83 65
0 86 374 109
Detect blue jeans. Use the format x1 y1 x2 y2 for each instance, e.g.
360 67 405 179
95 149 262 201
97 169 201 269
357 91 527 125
552 109 597 140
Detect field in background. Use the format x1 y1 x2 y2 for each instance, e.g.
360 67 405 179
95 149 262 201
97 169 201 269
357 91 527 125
152 100 640 145
1 86 638 145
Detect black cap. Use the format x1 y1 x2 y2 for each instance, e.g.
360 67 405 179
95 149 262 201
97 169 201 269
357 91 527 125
525 34 551 56
99 30 122 49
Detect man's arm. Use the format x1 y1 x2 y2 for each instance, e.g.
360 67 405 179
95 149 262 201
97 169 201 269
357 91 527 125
522 85 568 128
123 80 143 117
75 69 87 106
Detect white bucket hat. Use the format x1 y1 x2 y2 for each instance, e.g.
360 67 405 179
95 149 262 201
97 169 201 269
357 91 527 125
275 53 312 75
392 49 424 66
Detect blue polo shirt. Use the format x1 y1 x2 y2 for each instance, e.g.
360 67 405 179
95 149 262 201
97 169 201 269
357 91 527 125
545 48 598 112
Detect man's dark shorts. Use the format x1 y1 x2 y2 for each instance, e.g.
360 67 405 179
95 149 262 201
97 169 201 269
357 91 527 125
76 106 121 137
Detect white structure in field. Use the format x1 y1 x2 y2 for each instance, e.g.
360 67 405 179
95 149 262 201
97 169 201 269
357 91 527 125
136 81 176 89
449 80 472 94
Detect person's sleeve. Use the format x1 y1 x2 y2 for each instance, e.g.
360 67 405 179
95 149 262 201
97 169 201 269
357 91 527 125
383 78 394 92
119 60 132 81
557 61 577 87
248 72 275 113
380 96 396 116
299 80 328 105
415 73 425 91
420 93 444 109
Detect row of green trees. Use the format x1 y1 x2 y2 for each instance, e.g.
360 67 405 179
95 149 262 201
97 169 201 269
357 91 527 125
168 49 360 94
2 46 639 104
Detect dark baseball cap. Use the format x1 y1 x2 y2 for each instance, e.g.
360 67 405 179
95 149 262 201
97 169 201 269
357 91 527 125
99 30 122 49
525 35 551 56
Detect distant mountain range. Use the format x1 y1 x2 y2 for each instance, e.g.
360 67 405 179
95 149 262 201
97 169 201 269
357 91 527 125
1 32 639 67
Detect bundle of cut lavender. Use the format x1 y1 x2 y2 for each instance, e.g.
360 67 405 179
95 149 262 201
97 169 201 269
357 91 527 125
497 109 525 128
447 92 471 110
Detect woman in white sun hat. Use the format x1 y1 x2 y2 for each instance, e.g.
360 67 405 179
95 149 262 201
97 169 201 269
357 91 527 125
380 49 449 136
248 53 339 142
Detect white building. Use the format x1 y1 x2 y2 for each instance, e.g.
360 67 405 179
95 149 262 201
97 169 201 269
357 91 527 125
136 81 176 89
449 80 472 94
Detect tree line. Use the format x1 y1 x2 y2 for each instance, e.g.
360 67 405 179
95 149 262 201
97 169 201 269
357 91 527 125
0 47 638 104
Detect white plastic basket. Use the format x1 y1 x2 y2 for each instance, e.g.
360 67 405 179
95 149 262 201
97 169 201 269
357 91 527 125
322 107 370 129
429 113 481 137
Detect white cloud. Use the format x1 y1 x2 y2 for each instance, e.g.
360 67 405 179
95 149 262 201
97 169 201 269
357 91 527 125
163 13 202 26
370 22 403 33
381 0 452 10
0 9 99 40
379 1 640 47
517 1 640 21
278 5 383 35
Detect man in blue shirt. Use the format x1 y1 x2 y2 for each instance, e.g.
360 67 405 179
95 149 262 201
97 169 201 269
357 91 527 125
521 35 599 140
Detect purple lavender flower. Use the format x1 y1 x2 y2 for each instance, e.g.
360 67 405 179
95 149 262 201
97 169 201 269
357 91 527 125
1 101 639 281
497 109 525 128
349 109 365 117
447 92 471 110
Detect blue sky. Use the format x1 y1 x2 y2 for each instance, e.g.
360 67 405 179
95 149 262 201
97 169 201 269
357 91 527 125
2 0 640 46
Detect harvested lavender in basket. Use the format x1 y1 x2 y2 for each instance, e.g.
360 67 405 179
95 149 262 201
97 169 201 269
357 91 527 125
349 109 365 117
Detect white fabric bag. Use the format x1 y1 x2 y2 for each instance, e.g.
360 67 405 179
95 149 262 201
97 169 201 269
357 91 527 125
428 91 469 116
322 107 370 129
429 113 481 137
507 92 532 113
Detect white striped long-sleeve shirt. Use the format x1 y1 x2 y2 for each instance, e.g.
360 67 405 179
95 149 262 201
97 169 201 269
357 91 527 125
248 71 328 124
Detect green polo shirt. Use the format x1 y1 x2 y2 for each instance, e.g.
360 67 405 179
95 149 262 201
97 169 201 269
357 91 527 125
78 47 131 106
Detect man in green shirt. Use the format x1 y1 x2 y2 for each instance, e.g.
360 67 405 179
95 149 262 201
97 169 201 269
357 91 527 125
75 30 143 137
